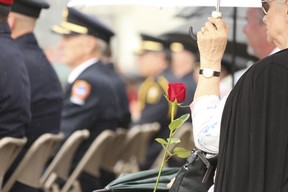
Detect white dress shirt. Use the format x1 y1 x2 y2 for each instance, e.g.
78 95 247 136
67 58 98 83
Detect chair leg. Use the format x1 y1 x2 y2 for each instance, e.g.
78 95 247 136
70 180 82 192
51 183 60 192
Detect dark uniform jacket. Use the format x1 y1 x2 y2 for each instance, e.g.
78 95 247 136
15 33 63 145
0 23 31 138
215 49 288 192
61 61 120 165
102 63 131 129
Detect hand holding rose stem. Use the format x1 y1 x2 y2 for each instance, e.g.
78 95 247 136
153 83 190 192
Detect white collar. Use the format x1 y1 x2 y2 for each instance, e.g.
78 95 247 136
270 47 280 55
67 58 98 83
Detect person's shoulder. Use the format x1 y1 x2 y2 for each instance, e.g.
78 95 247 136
77 64 114 88
0 35 20 54
139 77 165 105
262 49 288 69
81 63 105 76
272 48 288 60
0 37 26 66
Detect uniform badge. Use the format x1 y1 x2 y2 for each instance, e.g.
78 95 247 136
70 80 91 105
146 85 161 104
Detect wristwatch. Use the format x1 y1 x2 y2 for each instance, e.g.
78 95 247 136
199 68 220 78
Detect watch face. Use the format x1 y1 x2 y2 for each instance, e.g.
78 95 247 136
203 68 213 78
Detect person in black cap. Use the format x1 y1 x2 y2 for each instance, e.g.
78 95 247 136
0 2 31 134
0 0 31 189
52 6 121 191
132 33 174 170
3 1 64 191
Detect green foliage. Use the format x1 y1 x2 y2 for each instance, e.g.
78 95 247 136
168 138 181 144
155 138 168 145
173 147 191 158
154 83 191 192
169 114 190 132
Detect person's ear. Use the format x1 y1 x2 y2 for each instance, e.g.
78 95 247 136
83 36 96 54
7 12 15 30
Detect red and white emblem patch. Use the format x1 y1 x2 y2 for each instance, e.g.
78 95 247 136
70 80 91 105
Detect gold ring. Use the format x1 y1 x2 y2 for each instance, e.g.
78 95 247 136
201 27 208 33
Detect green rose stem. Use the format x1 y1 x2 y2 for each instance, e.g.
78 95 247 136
153 101 177 192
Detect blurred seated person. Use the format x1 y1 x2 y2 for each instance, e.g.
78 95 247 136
132 33 173 170
52 6 121 191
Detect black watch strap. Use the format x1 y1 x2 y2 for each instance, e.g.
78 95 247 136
199 68 221 78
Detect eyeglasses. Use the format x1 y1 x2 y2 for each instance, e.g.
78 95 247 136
261 0 274 15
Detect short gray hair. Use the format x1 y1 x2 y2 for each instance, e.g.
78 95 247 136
255 8 265 23
95 38 108 56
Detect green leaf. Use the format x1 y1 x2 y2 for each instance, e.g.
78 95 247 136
155 138 168 145
173 147 191 158
168 137 181 144
169 114 190 132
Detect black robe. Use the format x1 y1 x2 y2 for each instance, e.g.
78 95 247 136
215 49 288 192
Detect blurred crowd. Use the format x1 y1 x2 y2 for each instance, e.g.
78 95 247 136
0 0 272 192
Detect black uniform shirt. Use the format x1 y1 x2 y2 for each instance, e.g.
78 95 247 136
61 61 120 139
0 23 31 138
15 33 63 144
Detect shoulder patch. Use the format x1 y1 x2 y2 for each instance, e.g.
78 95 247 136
70 80 91 105
146 85 162 104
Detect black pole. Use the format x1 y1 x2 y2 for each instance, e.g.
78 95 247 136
231 7 237 87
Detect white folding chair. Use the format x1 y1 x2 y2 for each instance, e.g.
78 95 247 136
41 130 90 192
2 132 64 192
59 130 115 192
0 137 27 190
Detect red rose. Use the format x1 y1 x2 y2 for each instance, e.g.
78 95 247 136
168 82 186 103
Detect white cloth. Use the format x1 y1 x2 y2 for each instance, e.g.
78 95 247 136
190 95 228 154
67 58 98 83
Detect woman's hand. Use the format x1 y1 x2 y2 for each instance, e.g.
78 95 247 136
197 17 229 67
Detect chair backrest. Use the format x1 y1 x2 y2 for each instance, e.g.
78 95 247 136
2 132 64 192
40 129 90 190
101 128 127 172
113 123 160 173
117 126 143 163
0 137 27 184
60 130 115 192
137 122 160 164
